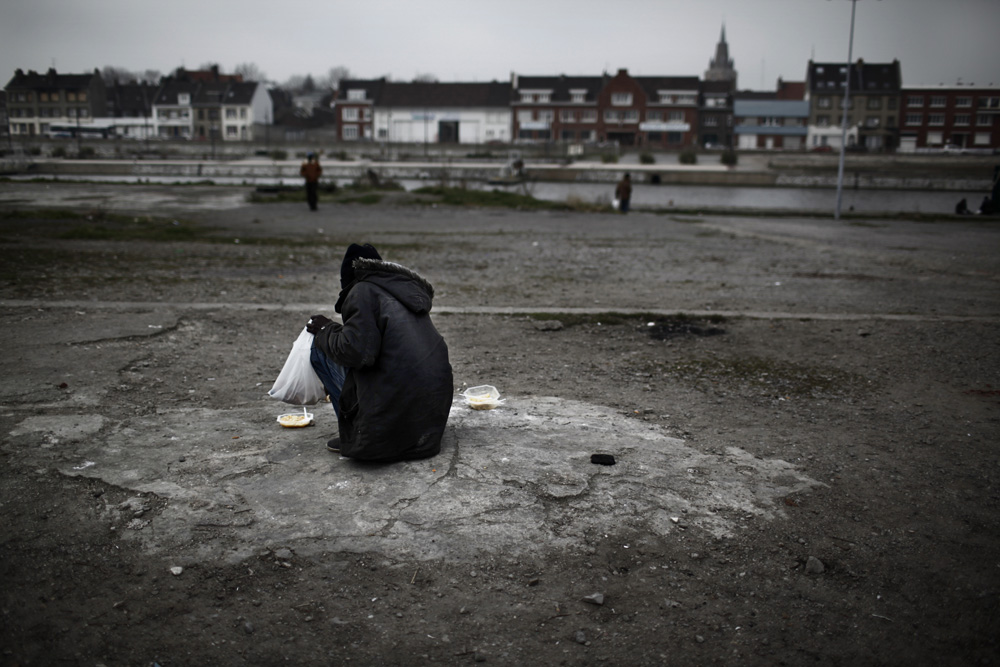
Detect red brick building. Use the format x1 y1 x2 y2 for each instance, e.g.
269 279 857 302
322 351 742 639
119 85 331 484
511 69 699 148
899 84 1000 152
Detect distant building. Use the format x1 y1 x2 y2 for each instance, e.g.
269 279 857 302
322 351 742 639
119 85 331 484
733 92 809 150
698 80 733 148
4 68 107 137
373 81 511 144
107 81 157 139
512 69 699 148
511 74 604 143
333 79 511 144
0 91 9 145
333 79 384 141
898 84 1000 152
704 25 737 88
805 59 901 152
152 70 271 142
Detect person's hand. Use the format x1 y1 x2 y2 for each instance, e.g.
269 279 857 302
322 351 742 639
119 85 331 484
306 314 333 334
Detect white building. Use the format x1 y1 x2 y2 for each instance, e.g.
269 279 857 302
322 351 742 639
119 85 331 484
337 80 511 144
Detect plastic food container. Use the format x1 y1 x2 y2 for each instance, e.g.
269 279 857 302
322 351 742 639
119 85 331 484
463 385 503 410
277 412 314 428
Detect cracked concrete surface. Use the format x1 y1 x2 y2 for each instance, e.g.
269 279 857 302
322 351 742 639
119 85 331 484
7 393 820 566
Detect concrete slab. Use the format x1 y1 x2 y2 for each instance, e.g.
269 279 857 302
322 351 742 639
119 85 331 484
7 393 821 566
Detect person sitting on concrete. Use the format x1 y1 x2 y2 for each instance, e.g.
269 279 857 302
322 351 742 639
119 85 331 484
306 243 453 462
955 198 970 215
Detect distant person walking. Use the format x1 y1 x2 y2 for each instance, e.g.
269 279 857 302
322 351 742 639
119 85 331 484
615 173 632 214
300 152 322 211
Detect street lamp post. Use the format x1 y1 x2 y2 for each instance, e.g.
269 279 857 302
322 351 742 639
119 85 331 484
834 0 858 220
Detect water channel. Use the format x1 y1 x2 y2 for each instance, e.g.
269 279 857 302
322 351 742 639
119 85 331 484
5 173 986 215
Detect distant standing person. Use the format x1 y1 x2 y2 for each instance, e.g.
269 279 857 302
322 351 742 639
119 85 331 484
615 173 632 214
300 152 322 211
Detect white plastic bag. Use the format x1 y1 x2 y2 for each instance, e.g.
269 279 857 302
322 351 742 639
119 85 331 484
268 327 327 405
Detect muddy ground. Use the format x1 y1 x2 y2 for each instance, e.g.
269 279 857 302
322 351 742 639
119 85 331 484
1 183 999 666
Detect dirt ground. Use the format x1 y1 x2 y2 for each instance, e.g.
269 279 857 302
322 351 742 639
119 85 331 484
1 184 999 666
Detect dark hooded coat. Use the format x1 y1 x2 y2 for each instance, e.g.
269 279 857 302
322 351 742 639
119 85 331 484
313 258 453 462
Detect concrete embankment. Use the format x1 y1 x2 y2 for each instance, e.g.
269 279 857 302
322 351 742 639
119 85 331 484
14 154 998 191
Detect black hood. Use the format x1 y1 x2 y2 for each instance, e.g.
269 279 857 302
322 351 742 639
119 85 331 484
336 258 435 314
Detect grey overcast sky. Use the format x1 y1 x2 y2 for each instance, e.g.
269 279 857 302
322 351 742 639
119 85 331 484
2 0 998 89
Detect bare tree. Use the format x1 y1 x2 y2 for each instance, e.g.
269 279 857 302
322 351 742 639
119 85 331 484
323 66 351 90
282 74 307 91
413 72 438 83
101 65 135 85
234 62 267 82
140 69 162 84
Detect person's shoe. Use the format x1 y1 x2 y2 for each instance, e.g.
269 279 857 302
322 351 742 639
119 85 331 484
326 437 341 453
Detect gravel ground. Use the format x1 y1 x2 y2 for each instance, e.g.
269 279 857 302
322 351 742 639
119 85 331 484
1 184 999 665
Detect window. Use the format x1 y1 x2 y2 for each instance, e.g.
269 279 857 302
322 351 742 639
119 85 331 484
581 110 596 123
704 115 718 126
517 110 534 122
78 92 87 102
342 125 358 139
658 93 673 103
817 115 830 127
646 110 662 122
67 92 76 101
956 96 971 107
347 89 365 101
866 97 882 110
954 114 970 126
570 91 586 103
226 108 237 119
78 108 89 118
560 109 576 122
907 95 923 107
178 93 190 105
818 96 832 109
611 92 633 106
226 126 237 136
622 110 638 123
668 111 684 122
977 114 993 126
975 132 991 145
865 116 880 128
761 116 780 127
930 95 946 107
537 93 551 103
39 92 49 102
561 130 576 141
677 94 696 105
240 108 247 118
926 131 943 145
888 97 897 110
928 113 945 125
520 92 533 103
604 110 620 123
980 97 1000 108
343 107 359 121
362 108 371 120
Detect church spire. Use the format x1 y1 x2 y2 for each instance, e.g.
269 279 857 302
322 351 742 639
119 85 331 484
705 22 737 88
